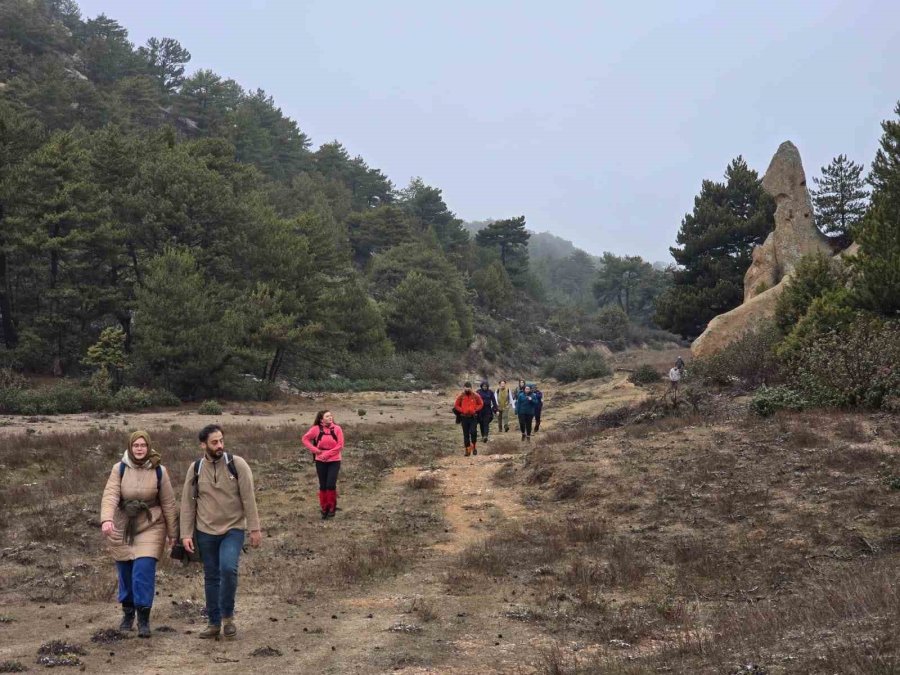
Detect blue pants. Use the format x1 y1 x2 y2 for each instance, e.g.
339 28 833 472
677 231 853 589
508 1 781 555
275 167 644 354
116 557 157 608
196 528 244 626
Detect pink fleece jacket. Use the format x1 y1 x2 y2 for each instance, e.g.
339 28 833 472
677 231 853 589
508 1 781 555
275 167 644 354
302 423 344 463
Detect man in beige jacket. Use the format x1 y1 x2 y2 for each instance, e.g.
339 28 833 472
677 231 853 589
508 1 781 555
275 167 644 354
180 424 262 641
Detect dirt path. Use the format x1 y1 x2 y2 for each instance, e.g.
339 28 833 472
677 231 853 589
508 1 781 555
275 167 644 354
0 374 646 673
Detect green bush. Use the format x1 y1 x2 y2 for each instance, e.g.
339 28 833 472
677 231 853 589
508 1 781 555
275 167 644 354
198 399 223 415
540 350 611 383
750 385 808 417
629 364 661 385
692 322 781 388
788 314 900 409
774 252 843 332
0 381 180 414
0 368 26 390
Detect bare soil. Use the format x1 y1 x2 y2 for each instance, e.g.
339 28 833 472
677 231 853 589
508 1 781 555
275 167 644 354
2 365 898 674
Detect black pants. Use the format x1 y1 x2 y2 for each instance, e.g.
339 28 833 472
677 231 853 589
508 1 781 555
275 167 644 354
315 460 341 490
518 414 534 437
478 414 492 440
461 417 478 447
534 407 542 431
497 409 510 432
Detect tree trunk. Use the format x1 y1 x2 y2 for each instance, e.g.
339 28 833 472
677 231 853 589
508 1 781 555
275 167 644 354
0 205 17 348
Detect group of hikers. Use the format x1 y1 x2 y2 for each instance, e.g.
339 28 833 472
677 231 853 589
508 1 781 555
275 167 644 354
453 378 544 455
99 412 343 641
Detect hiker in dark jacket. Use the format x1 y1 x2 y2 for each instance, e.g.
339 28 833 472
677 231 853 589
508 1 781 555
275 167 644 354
302 410 345 519
476 380 499 443
454 381 484 456
516 385 538 441
531 383 544 433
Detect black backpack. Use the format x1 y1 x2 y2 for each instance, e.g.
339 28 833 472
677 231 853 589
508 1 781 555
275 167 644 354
191 453 239 500
119 462 162 493
311 425 338 447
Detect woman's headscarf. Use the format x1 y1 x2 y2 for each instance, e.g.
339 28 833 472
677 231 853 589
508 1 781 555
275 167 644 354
126 430 161 468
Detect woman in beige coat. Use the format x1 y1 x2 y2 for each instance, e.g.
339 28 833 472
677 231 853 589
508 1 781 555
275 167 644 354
100 430 178 637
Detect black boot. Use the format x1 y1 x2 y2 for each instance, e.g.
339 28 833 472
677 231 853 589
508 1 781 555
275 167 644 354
119 603 135 632
136 606 151 638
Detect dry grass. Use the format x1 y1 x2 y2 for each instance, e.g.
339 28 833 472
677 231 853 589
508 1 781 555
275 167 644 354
458 400 900 672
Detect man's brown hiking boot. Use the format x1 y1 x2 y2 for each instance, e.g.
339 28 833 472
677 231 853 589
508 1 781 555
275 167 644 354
464 445 471 457
198 623 221 640
223 618 237 641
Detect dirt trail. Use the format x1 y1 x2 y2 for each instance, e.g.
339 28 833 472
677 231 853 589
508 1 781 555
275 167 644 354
0 374 646 673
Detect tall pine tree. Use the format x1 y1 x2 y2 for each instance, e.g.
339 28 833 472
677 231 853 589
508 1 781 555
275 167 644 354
811 154 868 243
655 157 775 338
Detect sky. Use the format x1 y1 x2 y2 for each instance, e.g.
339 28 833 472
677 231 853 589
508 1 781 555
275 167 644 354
77 0 900 262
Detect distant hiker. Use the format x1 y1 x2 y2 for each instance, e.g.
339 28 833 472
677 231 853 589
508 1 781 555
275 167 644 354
495 379 514 433
531 383 545 433
454 381 484 456
100 430 178 638
517 378 527 395
302 410 344 520
476 380 499 443
180 424 262 641
516 385 538 441
675 355 685 373
668 364 682 403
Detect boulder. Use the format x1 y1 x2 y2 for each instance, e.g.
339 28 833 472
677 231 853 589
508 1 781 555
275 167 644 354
744 141 831 301
692 141 836 358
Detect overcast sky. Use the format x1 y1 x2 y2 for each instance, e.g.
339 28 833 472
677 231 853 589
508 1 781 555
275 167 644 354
77 0 899 262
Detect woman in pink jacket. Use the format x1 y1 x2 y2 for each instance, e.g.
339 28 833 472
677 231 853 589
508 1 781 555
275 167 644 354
302 410 344 519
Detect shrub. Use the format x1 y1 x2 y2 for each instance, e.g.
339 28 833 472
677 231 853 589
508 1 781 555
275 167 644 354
541 349 611 383
692 322 781 388
198 399 223 415
629 364 661 385
774 252 843 332
776 287 856 360
750 385 808 417
0 368 26 390
788 314 900 409
111 386 152 411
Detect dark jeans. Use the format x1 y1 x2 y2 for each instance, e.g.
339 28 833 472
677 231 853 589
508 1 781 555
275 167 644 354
116 557 157 608
461 416 478 447
315 460 341 490
196 528 245 626
497 409 510 432
518 413 534 437
534 406 542 431
478 414 493 439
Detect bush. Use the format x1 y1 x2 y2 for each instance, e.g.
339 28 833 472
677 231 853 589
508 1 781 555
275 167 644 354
692 322 781 388
774 252 843 332
198 399 223 415
788 314 900 409
0 368 26 390
540 350 611 383
750 385 808 417
629 364 661 385
0 381 180 414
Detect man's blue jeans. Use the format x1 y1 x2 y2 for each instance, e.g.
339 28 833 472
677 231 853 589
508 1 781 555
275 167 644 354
196 529 244 626
116 557 157 607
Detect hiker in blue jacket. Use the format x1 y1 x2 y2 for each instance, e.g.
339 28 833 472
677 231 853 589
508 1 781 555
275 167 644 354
531 383 544 433
516 384 538 441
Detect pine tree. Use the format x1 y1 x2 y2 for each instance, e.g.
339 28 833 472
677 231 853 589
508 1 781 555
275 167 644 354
811 154 868 242
851 101 900 316
655 157 775 338
386 271 459 351
475 216 530 284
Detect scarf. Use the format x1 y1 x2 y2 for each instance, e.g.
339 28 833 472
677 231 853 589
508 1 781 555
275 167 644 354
125 430 161 468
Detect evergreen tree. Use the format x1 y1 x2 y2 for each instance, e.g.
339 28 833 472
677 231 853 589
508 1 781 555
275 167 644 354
593 252 667 323
399 178 469 263
811 154 868 242
472 260 515 310
655 157 775 338
137 37 191 93
475 215 530 278
851 101 900 316
386 271 460 351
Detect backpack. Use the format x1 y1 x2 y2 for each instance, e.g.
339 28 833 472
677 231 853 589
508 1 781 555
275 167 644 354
311 425 338 447
119 461 162 494
192 453 239 501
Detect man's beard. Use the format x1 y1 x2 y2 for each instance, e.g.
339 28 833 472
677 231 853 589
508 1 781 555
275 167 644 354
206 447 224 459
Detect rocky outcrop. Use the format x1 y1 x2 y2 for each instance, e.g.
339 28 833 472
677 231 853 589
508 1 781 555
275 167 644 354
692 141 836 358
744 141 831 301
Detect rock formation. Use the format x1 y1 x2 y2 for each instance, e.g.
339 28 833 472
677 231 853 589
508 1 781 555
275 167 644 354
692 141 834 358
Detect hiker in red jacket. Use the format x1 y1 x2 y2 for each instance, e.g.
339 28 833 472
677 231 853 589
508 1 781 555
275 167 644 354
302 410 344 519
454 381 484 457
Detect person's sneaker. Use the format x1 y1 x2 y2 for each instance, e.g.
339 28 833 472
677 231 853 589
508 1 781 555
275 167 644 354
521 433 526 440
321 510 329 520
198 624 221 640
222 618 236 641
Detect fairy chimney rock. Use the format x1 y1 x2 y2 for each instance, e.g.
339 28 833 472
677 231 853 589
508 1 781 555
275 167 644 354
743 141 831 301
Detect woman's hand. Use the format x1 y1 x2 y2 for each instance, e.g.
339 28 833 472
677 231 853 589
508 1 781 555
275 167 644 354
101 521 114 537
166 536 175 548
